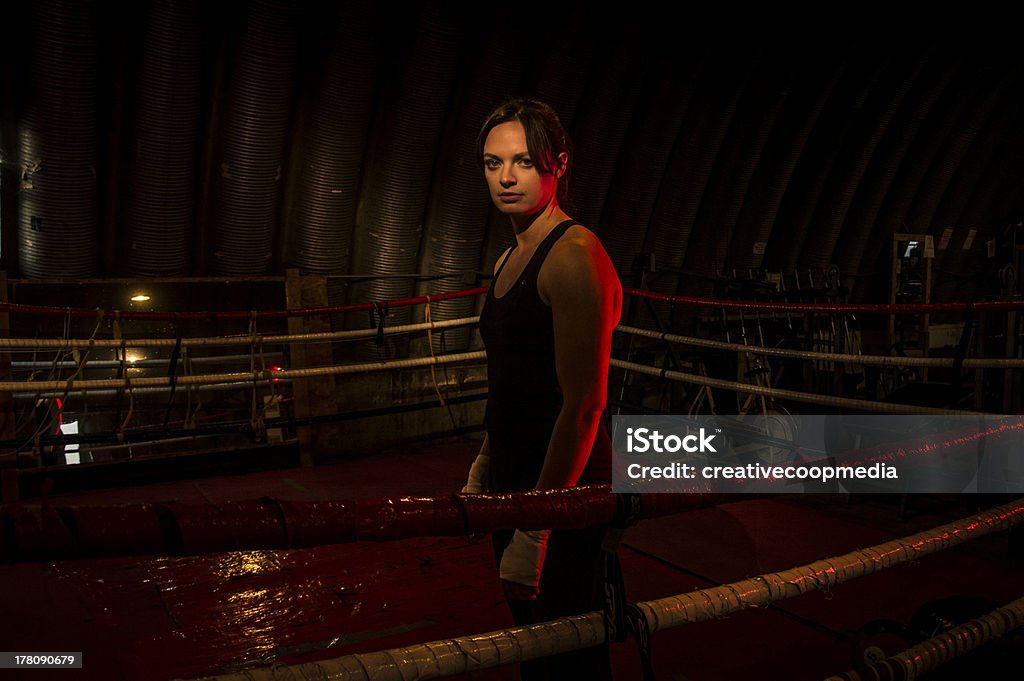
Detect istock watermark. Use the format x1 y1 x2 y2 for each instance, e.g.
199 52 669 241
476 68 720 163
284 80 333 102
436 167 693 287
611 414 1024 494
624 427 718 453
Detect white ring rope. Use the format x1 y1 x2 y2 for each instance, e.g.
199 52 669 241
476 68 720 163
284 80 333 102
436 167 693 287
181 498 1024 681
2 315 1015 414
635 498 1023 632
0 352 990 416
1 315 1018 370
13 381 285 399
617 323 1024 369
0 351 487 392
7 302 1019 675
610 358 983 416
823 594 1024 681
0 317 480 349
1 359 996 420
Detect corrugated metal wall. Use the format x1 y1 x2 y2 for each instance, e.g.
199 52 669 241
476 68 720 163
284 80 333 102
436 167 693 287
2 1 1023 311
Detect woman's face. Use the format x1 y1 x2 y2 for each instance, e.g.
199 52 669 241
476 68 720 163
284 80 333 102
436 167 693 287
482 121 561 217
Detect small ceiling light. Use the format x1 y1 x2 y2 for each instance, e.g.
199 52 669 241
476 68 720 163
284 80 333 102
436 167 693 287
125 352 144 365
130 294 150 302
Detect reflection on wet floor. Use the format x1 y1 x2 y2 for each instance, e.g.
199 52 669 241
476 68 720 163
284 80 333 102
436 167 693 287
2 441 1021 681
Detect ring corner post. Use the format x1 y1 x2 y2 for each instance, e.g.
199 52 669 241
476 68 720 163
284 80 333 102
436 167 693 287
285 268 338 467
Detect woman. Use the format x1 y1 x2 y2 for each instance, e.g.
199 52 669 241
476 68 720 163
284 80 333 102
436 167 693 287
461 97 622 680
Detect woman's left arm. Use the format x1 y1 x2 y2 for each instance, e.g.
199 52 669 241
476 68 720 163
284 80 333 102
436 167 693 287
535 229 622 490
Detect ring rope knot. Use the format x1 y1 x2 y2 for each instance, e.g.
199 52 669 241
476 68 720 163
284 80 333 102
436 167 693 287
372 301 388 347
167 313 182 389
118 375 135 442
249 313 268 379
248 310 259 346
247 313 266 441
56 308 107 417
107 309 135 442
424 297 446 407
162 313 184 433
601 493 655 679
112 310 127 380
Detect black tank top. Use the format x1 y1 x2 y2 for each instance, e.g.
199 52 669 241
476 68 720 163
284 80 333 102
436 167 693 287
479 219 611 492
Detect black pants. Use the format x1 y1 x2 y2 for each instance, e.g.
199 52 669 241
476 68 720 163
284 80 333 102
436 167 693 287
493 525 613 681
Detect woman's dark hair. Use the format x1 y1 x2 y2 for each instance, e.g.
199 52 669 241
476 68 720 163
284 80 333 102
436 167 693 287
476 97 573 208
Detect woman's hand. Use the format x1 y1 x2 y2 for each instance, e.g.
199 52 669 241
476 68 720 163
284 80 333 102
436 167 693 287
461 450 490 494
500 529 550 600
462 436 490 543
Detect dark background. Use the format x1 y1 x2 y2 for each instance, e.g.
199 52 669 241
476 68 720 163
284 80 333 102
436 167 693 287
2 0 1022 305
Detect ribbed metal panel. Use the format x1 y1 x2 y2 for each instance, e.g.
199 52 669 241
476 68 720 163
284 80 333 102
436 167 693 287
932 96 1022 303
642 36 740 303
686 8 798 288
832 46 964 287
212 0 297 276
765 14 888 276
127 0 202 276
850 49 996 302
851 39 1011 303
7 0 1024 310
478 8 590 275
800 18 934 270
415 19 530 353
600 75 694 280
903 62 1014 246
285 3 377 280
567 16 646 232
725 42 847 275
17 0 98 278
349 5 461 355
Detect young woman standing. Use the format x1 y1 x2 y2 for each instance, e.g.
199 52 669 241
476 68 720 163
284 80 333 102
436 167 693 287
463 97 622 680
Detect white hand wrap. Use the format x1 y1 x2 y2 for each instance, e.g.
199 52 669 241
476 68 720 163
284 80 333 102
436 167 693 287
461 453 490 494
499 529 550 589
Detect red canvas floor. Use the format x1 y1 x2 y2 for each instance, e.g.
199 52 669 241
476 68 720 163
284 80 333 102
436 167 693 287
1 438 1021 681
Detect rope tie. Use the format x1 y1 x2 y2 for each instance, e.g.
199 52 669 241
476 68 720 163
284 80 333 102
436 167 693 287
184 346 200 430
163 313 183 432
601 493 656 680
59 310 105 408
248 310 260 347
32 308 108 454
110 311 133 441
372 301 389 348
248 313 266 442
118 374 135 444
424 297 446 407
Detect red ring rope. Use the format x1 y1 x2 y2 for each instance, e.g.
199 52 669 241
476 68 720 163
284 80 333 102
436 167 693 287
3 285 1021 324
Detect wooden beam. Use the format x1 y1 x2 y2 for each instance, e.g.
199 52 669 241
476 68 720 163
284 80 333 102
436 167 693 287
285 269 339 466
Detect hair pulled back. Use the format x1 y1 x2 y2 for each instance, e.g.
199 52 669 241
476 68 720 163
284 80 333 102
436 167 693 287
477 97 573 208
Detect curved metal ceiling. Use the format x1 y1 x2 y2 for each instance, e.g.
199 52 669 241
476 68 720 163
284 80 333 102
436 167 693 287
1 0 1022 306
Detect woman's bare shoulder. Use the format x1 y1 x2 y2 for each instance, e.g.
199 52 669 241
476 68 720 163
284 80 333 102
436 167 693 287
540 223 621 305
562 223 601 247
547 224 614 273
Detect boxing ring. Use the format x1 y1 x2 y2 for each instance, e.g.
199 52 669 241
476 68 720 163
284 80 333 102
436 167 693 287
1 281 1023 680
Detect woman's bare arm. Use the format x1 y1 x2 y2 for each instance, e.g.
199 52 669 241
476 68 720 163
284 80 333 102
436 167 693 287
535 227 622 490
